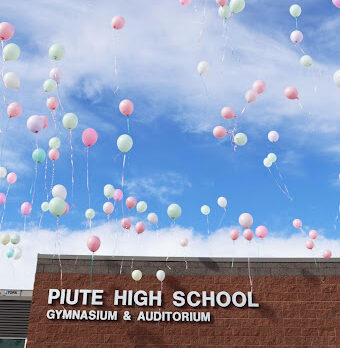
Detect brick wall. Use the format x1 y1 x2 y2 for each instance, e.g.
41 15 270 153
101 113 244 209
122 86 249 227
27 255 340 347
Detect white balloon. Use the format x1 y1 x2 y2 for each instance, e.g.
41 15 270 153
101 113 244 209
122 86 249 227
197 61 210 75
0 166 7 179
49 67 62 83
147 212 158 224
103 202 114 215
267 153 277 163
200 205 210 215
333 70 340 87
0 233 10 245
238 213 253 228
268 130 279 143
136 201 147 213
132 270 142 281
263 157 272 168
52 184 67 200
156 270 165 282
13 247 22 260
217 196 227 208
3 72 20 90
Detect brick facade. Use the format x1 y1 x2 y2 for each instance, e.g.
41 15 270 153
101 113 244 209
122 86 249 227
27 255 340 347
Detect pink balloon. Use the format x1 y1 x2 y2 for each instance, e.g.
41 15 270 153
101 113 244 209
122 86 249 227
121 217 132 230
21 202 32 216
255 225 268 238
309 229 318 239
180 0 191 4
332 0 340 8
245 89 258 103
27 115 44 133
48 149 60 161
216 0 227 6
82 128 98 147
0 22 14 41
213 126 227 138
7 172 17 184
114 189 123 202
230 229 239 241
135 221 145 235
0 193 6 204
323 249 332 259
119 99 134 117
87 235 101 253
306 239 314 250
46 97 59 111
126 196 137 209
41 116 49 129
252 80 266 94
221 107 235 120
103 202 114 215
63 202 69 215
7 102 22 118
243 229 253 241
290 30 303 44
285 86 298 100
111 16 125 30
293 218 302 229
180 237 188 247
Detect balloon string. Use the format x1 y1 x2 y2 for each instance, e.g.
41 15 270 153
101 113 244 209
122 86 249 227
86 147 90 208
221 19 230 64
268 167 293 201
0 117 10 165
295 18 298 29
50 161 55 195
334 204 340 231
38 212 44 230
231 240 235 269
51 110 57 131
0 184 10 231
1 40 7 110
24 215 27 233
218 207 226 227
127 118 130 134
274 163 293 200
247 252 253 293
200 76 208 96
90 253 94 291
44 158 48 200
121 153 126 189
166 256 172 270
30 161 38 206
120 257 124 275
112 31 120 95
69 130 74 207
56 84 65 113
197 0 207 44
206 214 210 235
57 216 63 289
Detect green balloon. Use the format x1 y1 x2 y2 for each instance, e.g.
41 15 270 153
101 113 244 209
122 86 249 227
289 4 301 18
49 44 65 61
104 184 115 199
3 43 20 61
85 208 95 220
117 134 133 153
49 197 66 217
136 201 147 213
49 137 61 149
41 201 49 212
234 132 247 146
11 233 20 245
218 5 231 19
167 203 182 220
62 113 78 130
230 0 245 13
263 158 272 168
201 205 210 215
6 247 14 258
32 148 46 163
43 79 57 93
267 153 277 163
300 55 312 67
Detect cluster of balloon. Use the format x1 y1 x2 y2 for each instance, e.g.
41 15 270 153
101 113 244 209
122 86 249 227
0 171 17 231
0 232 22 260
111 15 125 93
200 205 210 234
119 99 134 133
48 185 69 228
47 44 65 104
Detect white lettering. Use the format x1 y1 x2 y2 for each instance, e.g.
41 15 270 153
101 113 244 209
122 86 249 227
48 289 60 304
187 291 200 307
232 291 247 307
91 290 104 305
247 292 259 308
172 291 186 307
216 292 231 307
46 309 55 319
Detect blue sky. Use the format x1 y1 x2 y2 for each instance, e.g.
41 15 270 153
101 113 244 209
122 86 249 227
0 0 339 287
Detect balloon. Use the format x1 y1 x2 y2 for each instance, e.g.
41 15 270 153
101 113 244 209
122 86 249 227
63 202 69 215
293 219 302 229
323 249 332 259
103 202 114 215
200 205 210 215
229 0 245 13
197 61 210 75
245 89 257 103
255 225 268 238
117 134 133 153
309 230 318 239
43 79 57 93
126 196 137 209
52 184 67 200
41 115 49 129
3 43 20 61
104 184 115 199
119 99 134 116
289 4 301 18
263 158 272 168
21 202 32 216
234 133 247 146
48 149 59 161
156 270 165 282
221 106 235 120
167 203 182 220
82 128 98 147
239 213 253 228
333 70 340 87
49 44 65 61
111 16 125 30
0 22 15 40
213 126 227 138
13 247 22 260
121 218 132 230
180 0 191 5
284 86 298 100
0 167 7 179
147 212 158 224
243 229 253 241
180 237 188 247
49 68 62 83
0 193 6 204
11 233 20 245
135 222 145 234
6 247 14 259
290 30 303 44
7 102 21 119
3 72 20 90
300 55 312 67
217 196 227 208
62 113 78 130
32 148 46 163
136 201 147 213
27 115 44 133
306 239 314 250
46 97 59 110
333 0 340 8
41 201 49 212
230 229 239 241
85 208 95 220
0 233 10 245
113 189 123 202
252 80 266 94
49 197 66 217
7 172 17 184
87 235 100 253
49 137 61 149
268 130 279 143
131 270 142 281
216 0 227 6
267 153 277 163
218 5 231 19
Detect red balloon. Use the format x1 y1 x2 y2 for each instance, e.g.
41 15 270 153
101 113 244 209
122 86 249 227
82 128 98 147
87 235 101 253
